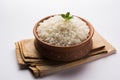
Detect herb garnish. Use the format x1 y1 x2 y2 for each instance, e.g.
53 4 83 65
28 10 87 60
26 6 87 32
61 12 73 21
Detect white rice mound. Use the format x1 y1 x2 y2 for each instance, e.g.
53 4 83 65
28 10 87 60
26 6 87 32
37 15 90 47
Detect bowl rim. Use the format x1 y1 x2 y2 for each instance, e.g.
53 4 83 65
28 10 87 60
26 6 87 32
33 15 94 48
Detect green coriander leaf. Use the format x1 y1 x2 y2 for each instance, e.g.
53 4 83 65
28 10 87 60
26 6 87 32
66 12 70 17
61 12 73 21
68 16 73 19
61 14 66 18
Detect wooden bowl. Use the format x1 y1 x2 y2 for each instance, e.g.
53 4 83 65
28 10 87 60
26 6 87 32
33 15 94 62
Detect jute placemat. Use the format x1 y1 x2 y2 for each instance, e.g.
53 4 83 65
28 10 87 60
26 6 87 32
15 31 116 78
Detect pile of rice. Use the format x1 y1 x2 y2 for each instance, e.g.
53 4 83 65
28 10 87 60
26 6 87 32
37 15 90 46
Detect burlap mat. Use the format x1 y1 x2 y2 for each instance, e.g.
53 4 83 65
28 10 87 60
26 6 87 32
15 31 116 78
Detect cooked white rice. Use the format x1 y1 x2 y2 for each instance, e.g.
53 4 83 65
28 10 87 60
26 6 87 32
37 15 90 46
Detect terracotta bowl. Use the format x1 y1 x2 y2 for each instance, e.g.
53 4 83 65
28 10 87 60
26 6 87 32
33 15 94 62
